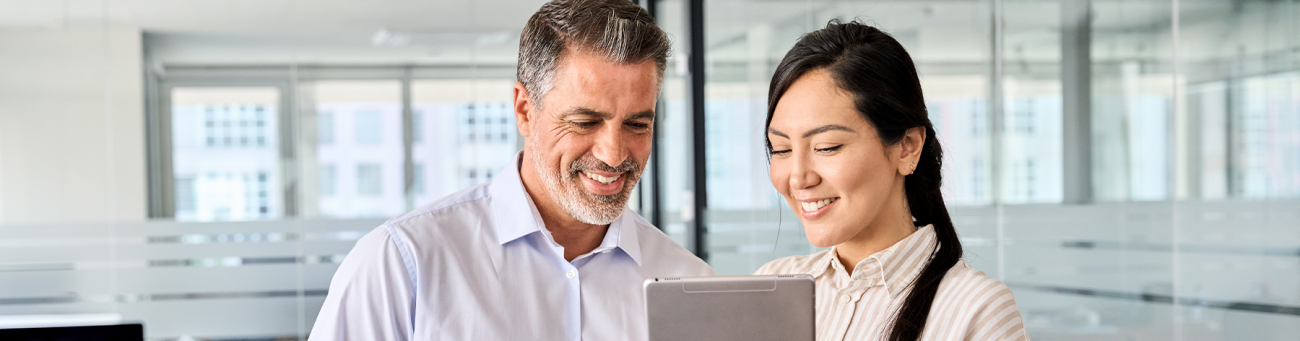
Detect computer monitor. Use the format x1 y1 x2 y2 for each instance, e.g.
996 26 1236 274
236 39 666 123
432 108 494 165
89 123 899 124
0 323 144 341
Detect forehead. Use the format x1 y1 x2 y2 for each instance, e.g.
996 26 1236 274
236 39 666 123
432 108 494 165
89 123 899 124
543 51 659 112
770 70 863 131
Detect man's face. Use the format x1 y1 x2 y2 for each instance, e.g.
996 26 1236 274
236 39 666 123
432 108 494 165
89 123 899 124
517 50 658 225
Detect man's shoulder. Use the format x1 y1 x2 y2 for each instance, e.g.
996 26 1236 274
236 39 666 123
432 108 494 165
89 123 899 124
379 182 495 244
622 211 714 275
389 183 492 224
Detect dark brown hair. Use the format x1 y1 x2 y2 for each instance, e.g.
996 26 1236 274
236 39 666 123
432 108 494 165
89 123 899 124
517 0 669 109
765 20 962 341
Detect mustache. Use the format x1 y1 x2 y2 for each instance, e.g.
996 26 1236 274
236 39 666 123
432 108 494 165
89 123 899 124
568 156 639 175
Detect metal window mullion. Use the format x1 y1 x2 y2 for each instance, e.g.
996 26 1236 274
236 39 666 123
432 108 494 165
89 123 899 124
149 80 176 219
688 0 708 261
990 0 1006 280
402 68 416 212
1062 0 1093 205
279 72 299 217
646 0 663 230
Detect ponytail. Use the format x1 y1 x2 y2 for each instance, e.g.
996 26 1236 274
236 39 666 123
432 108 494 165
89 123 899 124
765 20 962 341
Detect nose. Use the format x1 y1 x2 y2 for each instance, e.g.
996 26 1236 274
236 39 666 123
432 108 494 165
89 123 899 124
591 122 627 169
788 152 820 190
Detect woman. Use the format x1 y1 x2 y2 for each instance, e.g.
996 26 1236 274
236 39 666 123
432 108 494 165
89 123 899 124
755 21 1028 341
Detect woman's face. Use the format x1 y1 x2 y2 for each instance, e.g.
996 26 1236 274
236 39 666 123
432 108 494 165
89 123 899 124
767 70 912 248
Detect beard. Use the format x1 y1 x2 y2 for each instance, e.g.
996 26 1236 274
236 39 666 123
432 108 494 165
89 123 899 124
529 147 642 225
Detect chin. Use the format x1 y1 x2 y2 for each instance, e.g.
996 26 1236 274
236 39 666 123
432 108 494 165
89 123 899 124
802 223 842 249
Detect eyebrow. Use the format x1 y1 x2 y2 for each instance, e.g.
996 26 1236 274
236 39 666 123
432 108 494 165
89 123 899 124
801 124 855 138
767 124 856 139
626 110 655 121
564 107 611 119
563 108 655 121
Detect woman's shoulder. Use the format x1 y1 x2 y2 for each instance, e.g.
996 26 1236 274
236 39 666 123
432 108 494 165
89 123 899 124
753 250 833 275
930 260 1028 340
936 260 1018 304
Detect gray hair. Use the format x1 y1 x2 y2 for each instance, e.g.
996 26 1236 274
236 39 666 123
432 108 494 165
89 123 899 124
517 0 669 109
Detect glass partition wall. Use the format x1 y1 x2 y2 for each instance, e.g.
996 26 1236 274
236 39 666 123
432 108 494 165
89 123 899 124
659 0 1299 340
1 0 1297 340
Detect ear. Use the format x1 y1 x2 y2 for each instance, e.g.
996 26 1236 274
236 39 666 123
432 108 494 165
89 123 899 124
513 82 534 139
897 126 926 176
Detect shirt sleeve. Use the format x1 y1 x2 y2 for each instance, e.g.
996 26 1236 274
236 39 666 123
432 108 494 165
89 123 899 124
308 226 416 341
963 280 1029 341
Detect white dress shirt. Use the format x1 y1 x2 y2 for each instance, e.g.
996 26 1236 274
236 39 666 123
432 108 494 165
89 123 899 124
309 153 714 341
756 225 1028 341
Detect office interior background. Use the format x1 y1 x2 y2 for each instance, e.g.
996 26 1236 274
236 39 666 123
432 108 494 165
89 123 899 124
0 0 1296 339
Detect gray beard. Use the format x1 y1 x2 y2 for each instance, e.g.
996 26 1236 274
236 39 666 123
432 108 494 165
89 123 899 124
527 147 640 225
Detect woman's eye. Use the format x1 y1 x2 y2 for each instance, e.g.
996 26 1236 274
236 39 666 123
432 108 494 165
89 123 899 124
770 149 792 157
815 145 842 153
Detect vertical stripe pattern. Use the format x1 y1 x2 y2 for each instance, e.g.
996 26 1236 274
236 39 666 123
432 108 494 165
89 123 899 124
755 225 1029 341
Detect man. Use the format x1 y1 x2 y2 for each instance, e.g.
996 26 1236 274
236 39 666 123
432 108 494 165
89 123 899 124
308 0 713 339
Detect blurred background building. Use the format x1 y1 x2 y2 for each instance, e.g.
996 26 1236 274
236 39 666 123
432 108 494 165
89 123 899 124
0 0 1297 340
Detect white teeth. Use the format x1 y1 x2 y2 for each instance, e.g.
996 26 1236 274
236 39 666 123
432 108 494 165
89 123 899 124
801 198 838 212
585 171 620 185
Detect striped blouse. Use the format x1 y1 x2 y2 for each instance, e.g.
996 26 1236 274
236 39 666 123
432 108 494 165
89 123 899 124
755 225 1029 341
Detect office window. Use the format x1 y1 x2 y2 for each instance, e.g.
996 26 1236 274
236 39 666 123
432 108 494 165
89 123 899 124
357 163 382 196
309 80 405 218
412 110 423 143
318 111 335 144
170 87 282 221
175 177 196 213
413 163 425 195
411 79 517 207
355 111 383 145
319 164 336 196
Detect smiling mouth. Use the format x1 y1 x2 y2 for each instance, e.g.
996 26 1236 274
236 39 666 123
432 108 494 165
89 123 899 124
583 171 622 184
800 198 839 212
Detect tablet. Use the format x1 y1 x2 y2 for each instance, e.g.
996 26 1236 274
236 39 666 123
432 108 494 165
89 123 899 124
644 275 815 341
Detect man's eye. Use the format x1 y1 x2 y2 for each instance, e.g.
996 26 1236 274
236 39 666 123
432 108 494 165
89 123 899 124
627 122 651 130
573 121 599 129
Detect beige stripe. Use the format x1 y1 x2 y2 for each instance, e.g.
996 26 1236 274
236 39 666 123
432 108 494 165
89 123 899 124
954 279 1003 337
970 297 1019 339
996 316 1028 341
932 271 984 331
972 294 1019 338
755 226 1028 341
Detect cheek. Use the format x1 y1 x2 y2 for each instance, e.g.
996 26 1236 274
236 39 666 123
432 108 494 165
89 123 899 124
550 133 587 156
629 133 653 160
768 161 791 195
831 154 894 217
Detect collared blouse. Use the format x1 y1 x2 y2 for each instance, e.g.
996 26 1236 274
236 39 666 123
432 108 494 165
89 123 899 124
755 225 1029 341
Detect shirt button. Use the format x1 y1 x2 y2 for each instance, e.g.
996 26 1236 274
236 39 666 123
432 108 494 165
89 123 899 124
839 295 851 303
566 269 577 279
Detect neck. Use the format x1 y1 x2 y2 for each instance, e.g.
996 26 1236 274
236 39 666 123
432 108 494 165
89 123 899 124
834 184 916 274
519 153 609 262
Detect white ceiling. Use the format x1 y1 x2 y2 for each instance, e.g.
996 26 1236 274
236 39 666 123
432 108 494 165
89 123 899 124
0 0 1253 66
0 0 547 64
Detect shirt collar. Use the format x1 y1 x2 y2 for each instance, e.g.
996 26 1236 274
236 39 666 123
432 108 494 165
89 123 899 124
803 225 939 299
487 152 642 265
613 211 643 264
489 152 547 245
